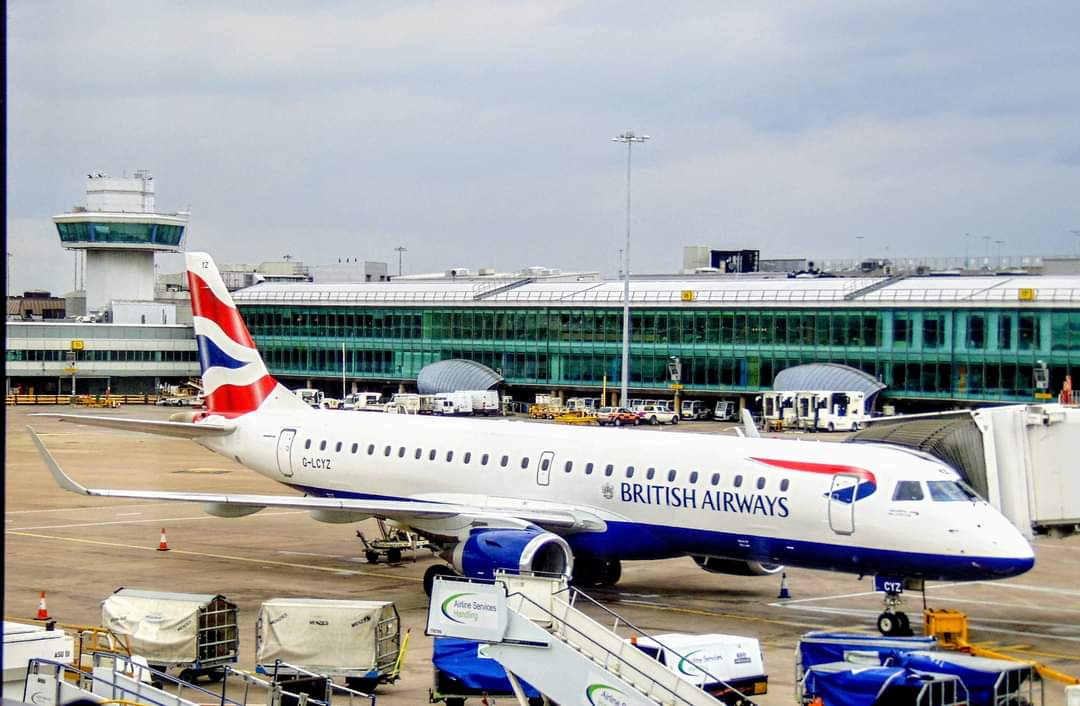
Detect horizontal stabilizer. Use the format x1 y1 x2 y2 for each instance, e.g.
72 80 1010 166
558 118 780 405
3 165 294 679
29 414 234 438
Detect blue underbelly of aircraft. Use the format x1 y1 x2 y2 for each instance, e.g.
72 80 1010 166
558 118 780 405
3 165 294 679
287 483 1033 582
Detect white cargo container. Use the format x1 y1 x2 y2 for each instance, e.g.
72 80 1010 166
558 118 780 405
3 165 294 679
462 390 500 416
256 598 401 692
101 588 238 682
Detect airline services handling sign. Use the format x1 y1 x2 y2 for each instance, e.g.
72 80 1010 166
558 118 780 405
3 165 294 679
426 579 509 642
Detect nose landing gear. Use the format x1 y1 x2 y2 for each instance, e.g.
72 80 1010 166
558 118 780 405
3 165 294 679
875 576 916 636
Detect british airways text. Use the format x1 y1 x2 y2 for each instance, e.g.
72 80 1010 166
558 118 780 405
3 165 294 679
620 482 790 518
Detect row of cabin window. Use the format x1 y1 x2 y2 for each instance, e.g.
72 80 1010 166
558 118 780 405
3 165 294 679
302 437 791 491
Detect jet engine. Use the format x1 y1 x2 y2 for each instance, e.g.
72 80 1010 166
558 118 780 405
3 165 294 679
692 556 784 576
449 528 574 580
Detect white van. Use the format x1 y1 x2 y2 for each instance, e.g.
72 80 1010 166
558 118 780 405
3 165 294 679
630 632 767 702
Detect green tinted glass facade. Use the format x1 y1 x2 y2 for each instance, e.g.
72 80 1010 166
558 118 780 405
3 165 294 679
56 222 185 246
241 305 1080 403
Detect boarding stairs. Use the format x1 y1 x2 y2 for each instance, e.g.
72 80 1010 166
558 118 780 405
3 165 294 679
21 653 373 706
428 571 754 706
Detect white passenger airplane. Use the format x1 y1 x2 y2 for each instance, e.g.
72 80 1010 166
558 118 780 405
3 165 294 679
30 252 1034 636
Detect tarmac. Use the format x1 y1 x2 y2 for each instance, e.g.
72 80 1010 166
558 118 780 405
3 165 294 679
5 405 1079 705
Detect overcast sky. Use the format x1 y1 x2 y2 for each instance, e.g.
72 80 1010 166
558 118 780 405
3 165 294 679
8 1 1080 295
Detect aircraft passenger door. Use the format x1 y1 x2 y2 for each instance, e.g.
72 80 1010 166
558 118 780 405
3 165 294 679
828 473 858 535
536 451 555 487
277 429 297 477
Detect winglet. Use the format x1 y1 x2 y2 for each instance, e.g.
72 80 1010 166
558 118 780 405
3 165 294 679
27 426 93 496
741 409 761 439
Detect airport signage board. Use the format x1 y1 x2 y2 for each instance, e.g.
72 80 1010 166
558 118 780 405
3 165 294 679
426 579 508 642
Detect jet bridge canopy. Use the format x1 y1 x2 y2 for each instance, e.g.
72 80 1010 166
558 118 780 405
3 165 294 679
772 363 885 413
417 359 504 395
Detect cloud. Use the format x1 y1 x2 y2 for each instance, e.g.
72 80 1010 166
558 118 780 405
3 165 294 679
7 1 1080 296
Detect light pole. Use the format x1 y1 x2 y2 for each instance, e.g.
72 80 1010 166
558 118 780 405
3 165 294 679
612 130 649 407
982 235 991 268
964 233 971 269
394 246 407 277
994 239 1005 268
855 236 865 266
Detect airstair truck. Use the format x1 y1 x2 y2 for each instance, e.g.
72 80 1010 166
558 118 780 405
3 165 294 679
256 598 402 694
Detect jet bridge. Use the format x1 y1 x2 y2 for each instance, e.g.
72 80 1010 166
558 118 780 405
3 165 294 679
854 403 1080 536
426 571 754 706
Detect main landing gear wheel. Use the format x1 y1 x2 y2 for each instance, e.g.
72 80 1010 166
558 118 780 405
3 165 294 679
572 560 622 588
423 564 458 596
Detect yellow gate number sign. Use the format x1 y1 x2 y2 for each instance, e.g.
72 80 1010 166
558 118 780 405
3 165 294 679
1018 288 1035 301
70 339 85 350
680 290 696 302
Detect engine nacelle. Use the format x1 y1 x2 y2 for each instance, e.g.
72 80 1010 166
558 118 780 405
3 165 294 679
692 556 784 576
451 528 574 580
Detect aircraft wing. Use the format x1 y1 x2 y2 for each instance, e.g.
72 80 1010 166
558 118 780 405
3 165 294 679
29 413 234 438
29 428 604 532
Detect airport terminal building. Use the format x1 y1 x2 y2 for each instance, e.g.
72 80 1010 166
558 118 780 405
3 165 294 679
230 273 1080 406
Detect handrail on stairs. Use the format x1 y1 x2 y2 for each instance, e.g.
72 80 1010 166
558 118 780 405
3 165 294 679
476 572 762 706
557 582 759 704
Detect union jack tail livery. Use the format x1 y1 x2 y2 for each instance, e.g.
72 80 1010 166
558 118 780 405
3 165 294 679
186 252 307 416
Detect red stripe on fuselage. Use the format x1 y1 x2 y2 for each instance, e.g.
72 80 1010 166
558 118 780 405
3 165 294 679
750 457 877 485
187 271 256 348
203 375 277 417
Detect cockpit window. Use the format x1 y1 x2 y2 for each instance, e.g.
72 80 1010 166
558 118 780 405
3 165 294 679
927 480 979 502
892 481 924 501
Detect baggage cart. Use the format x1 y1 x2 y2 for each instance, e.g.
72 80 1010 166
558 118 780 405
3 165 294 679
430 637 544 706
101 588 238 684
256 598 403 694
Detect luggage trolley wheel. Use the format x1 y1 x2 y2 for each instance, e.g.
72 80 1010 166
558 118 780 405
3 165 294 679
365 549 380 564
179 668 198 684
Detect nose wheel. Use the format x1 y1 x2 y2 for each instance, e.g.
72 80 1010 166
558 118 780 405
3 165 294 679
877 590 913 636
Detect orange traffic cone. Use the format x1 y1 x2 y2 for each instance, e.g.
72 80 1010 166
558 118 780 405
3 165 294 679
157 528 171 551
35 591 50 620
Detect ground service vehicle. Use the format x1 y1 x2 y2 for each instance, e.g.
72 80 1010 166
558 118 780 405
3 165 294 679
636 404 679 425
596 407 640 426
679 400 710 420
631 633 768 703
434 392 473 415
463 390 500 416
294 388 324 408
714 401 737 421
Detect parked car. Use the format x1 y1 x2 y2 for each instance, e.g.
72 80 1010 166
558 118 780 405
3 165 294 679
596 407 640 426
636 405 678 425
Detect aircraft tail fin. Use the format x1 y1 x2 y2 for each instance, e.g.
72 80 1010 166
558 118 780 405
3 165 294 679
186 252 308 416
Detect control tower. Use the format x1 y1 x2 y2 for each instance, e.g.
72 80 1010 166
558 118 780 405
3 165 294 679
52 172 188 312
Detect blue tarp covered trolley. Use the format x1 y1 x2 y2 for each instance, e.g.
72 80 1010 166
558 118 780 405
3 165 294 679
430 637 542 706
801 662 968 706
894 652 1040 706
796 633 1043 706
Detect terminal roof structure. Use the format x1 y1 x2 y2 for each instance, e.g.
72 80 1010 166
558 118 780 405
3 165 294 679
232 274 1080 308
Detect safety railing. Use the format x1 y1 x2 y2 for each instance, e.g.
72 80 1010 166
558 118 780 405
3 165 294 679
264 660 376 706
